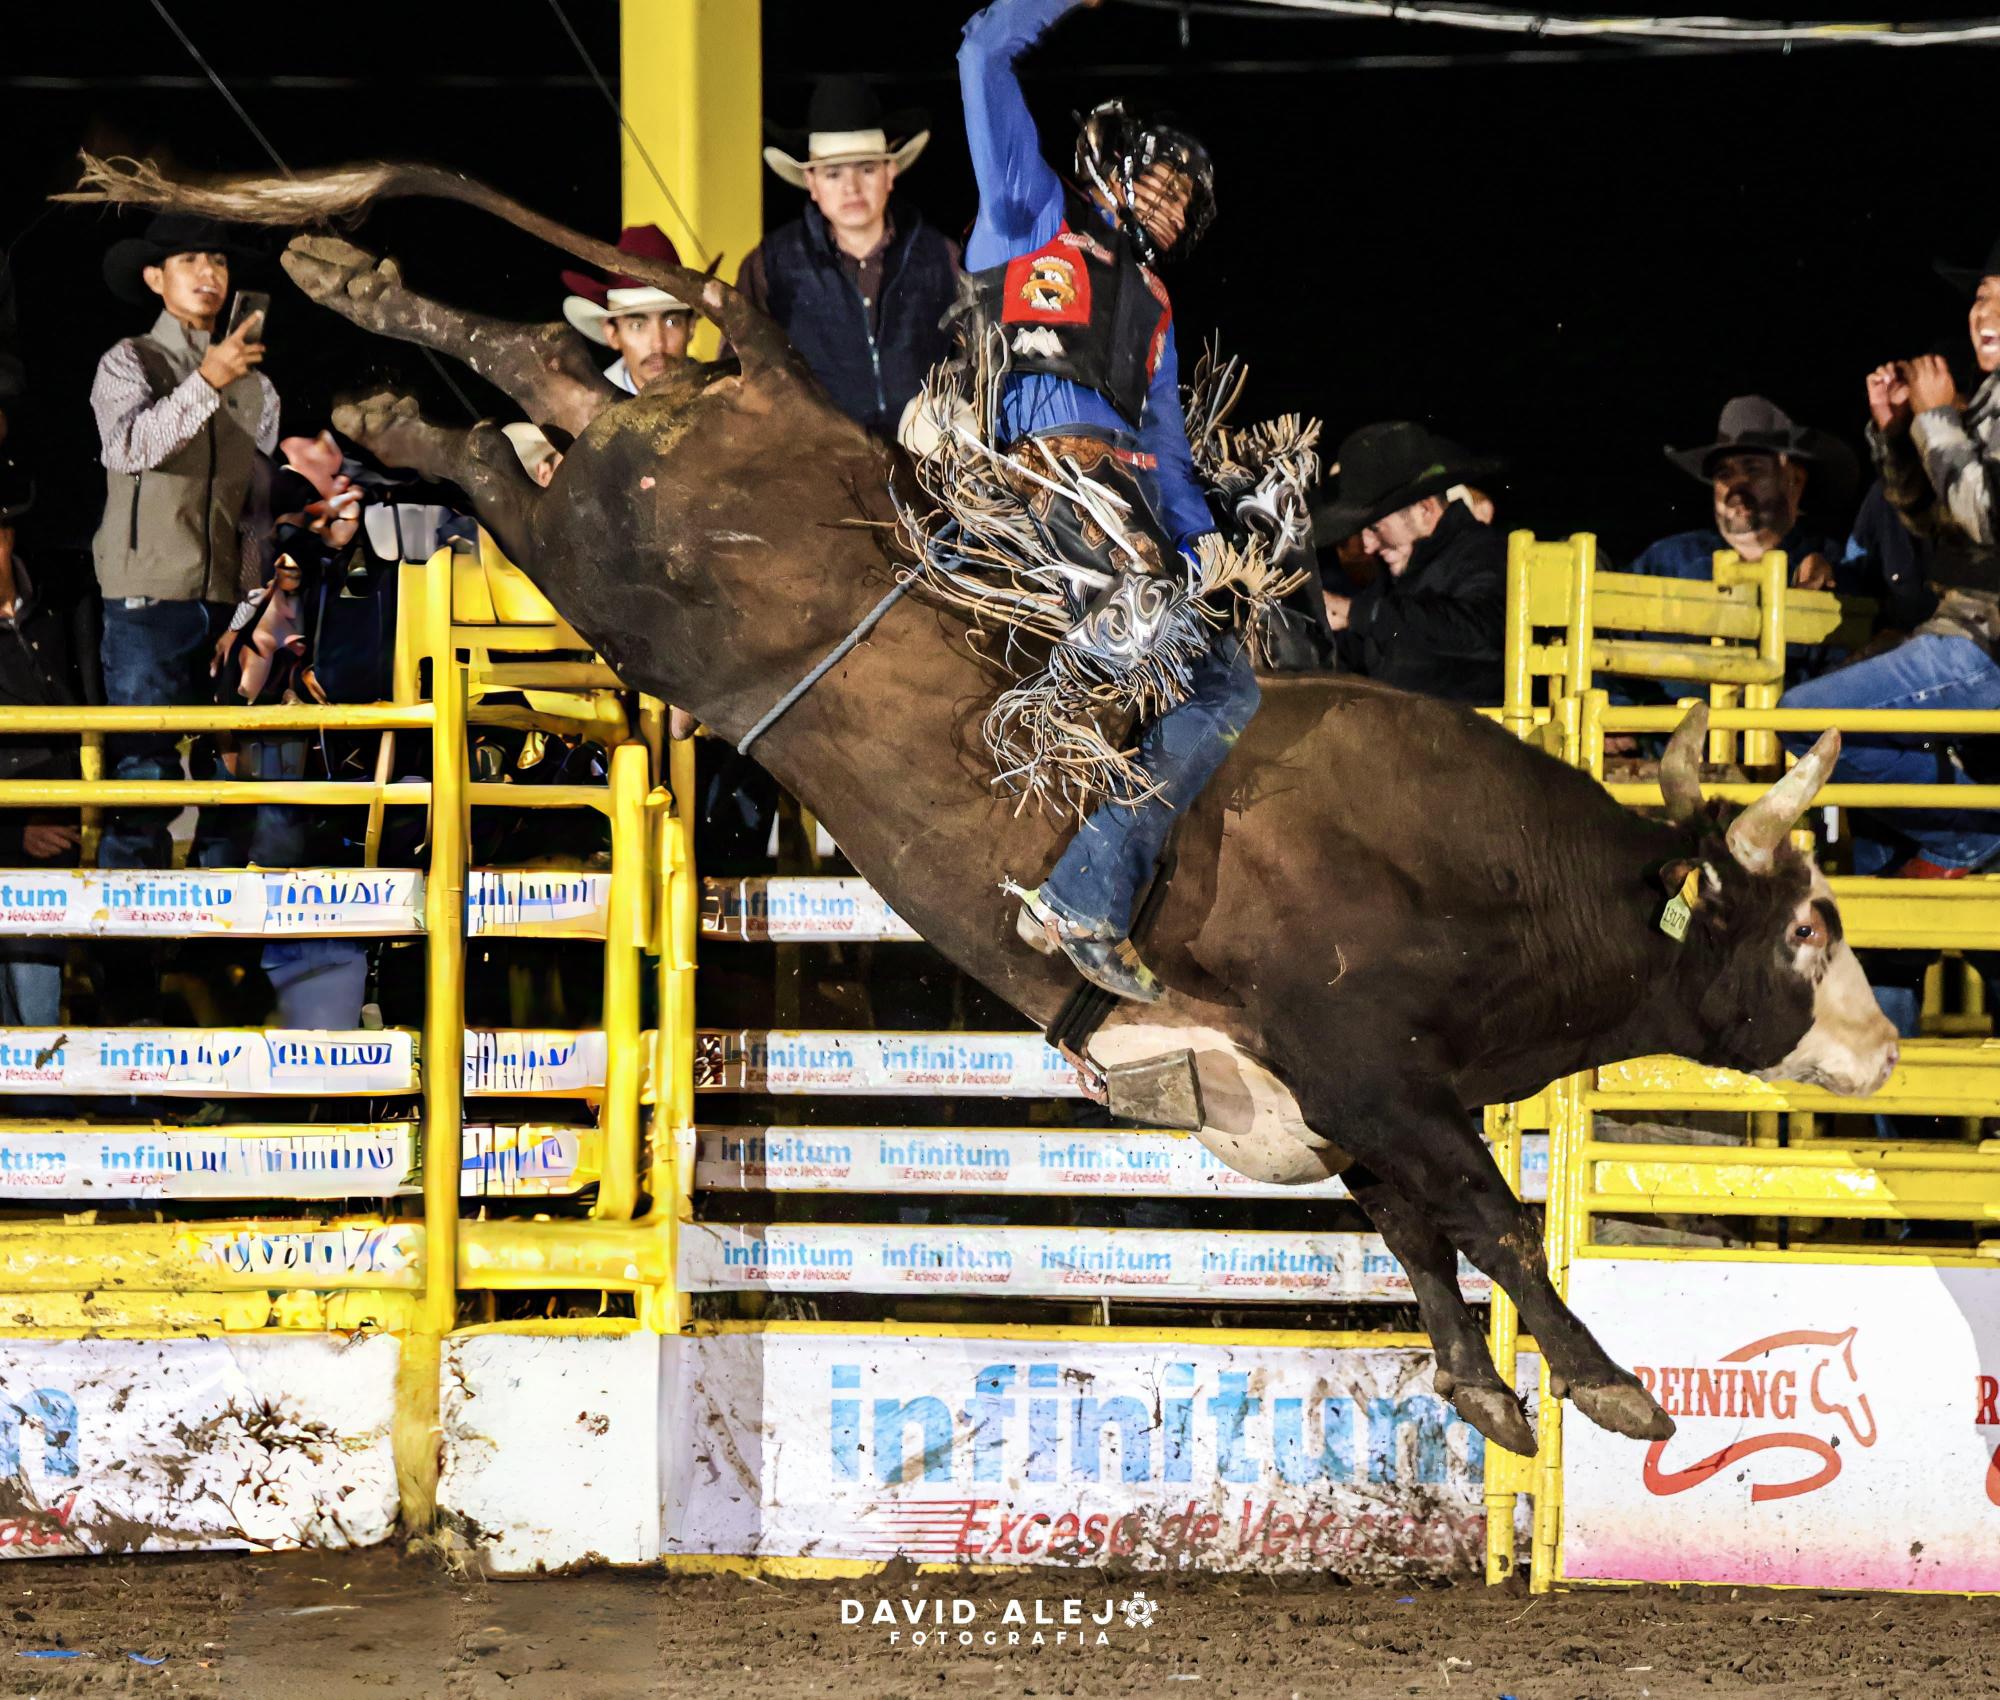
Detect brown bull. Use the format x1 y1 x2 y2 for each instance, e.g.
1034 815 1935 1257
62 158 1899 1458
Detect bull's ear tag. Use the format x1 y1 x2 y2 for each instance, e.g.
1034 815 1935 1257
1659 867 1701 942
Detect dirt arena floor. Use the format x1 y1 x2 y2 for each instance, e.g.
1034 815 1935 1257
0 1548 1992 1699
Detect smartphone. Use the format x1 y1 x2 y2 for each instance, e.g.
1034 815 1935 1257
226 290 270 344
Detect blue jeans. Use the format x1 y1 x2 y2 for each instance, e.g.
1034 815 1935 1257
236 735 368 1028
1779 633 2000 874
1042 633 1260 937
98 599 236 869
0 952 60 1026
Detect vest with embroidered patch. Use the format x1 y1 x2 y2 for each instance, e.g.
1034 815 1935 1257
967 189 1171 430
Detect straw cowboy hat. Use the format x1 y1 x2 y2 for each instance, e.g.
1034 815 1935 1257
103 212 261 307
762 76 929 189
1312 421 1502 543
560 224 690 346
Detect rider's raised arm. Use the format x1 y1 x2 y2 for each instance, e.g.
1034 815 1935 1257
1139 321 1220 554
959 0 1084 263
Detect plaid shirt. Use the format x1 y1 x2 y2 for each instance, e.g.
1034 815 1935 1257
90 330 279 474
1872 370 2000 648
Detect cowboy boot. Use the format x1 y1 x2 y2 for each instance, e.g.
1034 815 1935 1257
1012 885 1163 1004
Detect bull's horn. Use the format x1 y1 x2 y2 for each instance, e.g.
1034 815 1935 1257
1725 730 1842 874
1659 703 1709 823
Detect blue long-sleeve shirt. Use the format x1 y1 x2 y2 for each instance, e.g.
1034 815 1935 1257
958 0 1214 552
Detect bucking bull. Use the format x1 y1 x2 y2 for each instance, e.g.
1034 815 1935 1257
61 157 1899 1458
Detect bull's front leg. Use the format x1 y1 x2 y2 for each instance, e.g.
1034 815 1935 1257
283 236 618 439
1342 1165 1537 1456
1299 1077 1674 1445
332 390 540 570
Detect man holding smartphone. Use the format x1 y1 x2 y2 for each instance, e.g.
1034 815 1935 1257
89 211 278 870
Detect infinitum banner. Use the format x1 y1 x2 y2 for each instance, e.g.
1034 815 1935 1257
662 1332 1516 1574
694 1030 1084 1096
0 1335 399 1558
0 869 424 935
679 1222 1488 1303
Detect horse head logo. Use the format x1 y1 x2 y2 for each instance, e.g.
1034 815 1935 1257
1642 1326 1877 1505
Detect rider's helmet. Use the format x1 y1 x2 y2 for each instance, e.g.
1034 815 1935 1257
1073 100 1216 267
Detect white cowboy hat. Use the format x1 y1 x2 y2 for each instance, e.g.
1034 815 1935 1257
562 284 691 347
501 423 560 477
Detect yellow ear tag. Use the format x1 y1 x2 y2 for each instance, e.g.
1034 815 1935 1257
1660 867 1701 942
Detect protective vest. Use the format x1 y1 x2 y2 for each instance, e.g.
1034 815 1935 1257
92 312 262 604
967 189 1172 430
758 202 960 441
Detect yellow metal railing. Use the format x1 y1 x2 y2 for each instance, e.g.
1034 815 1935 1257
0 538 710 1529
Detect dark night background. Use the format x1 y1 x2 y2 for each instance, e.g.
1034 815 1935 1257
2 0 1994 563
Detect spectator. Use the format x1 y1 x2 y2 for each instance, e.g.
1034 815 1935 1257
561 226 693 395
741 76 960 442
210 433 371 1028
1843 477 1938 634
1635 396 1847 590
1778 234 2000 881
89 213 275 870
1314 421 1508 704
0 275 78 1031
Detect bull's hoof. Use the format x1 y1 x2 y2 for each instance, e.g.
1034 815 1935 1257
332 389 450 479
332 387 420 445
283 235 403 315
1447 1381 1538 1457
1567 1376 1675 1442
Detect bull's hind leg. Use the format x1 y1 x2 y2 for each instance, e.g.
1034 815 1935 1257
1343 1165 1536 1456
333 389 540 568
1300 1080 1673 1444
285 236 618 438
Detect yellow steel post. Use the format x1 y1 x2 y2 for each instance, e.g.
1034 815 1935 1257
596 741 649 1221
1503 530 1536 741
1579 689 1607 784
398 551 466 1533
78 734 103 867
1743 551 1788 770
619 0 763 360
1530 1070 1586 1590
647 732 701 1336
1564 533 1596 703
1483 1101 1525 1583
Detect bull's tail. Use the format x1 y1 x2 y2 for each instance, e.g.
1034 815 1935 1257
60 153 788 369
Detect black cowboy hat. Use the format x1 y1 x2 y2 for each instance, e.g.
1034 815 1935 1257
765 75 927 154
763 76 930 187
1937 235 2000 296
103 212 262 307
1312 421 1501 543
1664 395 1846 483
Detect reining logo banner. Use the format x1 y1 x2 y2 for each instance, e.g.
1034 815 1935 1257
1563 1258 2000 1592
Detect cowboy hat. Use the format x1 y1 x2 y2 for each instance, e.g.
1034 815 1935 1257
103 212 261 307
763 76 929 190
560 224 690 345
501 422 560 478
1937 235 2000 296
1312 421 1502 543
1664 395 1844 483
